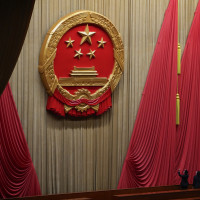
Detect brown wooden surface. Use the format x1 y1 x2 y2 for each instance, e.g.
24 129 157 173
60 198 92 200
7 185 200 200
113 189 200 200
170 198 200 200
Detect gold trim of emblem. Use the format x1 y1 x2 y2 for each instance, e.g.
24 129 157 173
64 103 100 113
39 10 124 103
58 77 108 87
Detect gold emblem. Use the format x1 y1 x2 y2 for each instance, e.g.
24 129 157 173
38 11 124 115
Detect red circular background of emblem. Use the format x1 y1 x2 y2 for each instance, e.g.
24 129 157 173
54 24 114 95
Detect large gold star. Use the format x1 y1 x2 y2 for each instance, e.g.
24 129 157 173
78 24 96 45
65 37 75 47
74 49 83 59
87 49 96 59
98 37 107 48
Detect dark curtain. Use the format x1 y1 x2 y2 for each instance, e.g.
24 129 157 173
0 84 41 198
118 0 178 188
0 0 35 95
0 0 41 198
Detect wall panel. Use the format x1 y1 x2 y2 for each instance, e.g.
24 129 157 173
10 0 198 195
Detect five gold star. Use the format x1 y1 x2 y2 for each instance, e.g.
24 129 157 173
74 49 83 59
87 49 96 59
98 37 107 48
78 24 96 45
65 37 75 47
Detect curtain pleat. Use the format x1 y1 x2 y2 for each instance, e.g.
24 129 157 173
118 0 178 188
0 84 41 198
176 0 200 184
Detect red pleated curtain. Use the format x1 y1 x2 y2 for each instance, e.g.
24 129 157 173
118 0 178 188
0 84 41 198
176 0 200 184
118 0 200 189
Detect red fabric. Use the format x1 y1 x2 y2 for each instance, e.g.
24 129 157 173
47 95 65 116
118 0 178 188
176 0 200 184
0 84 41 198
68 108 95 117
46 88 112 117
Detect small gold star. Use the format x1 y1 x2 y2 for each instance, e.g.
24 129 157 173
74 49 83 59
98 37 107 48
78 24 96 45
87 49 96 59
65 37 75 47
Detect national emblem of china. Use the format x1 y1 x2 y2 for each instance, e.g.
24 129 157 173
39 11 124 117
